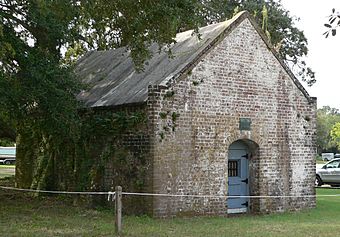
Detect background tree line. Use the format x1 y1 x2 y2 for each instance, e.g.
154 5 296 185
317 106 340 154
320 9 340 153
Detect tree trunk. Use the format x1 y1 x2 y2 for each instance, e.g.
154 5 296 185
15 132 35 188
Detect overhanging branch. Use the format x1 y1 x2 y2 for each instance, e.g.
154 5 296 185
0 119 16 140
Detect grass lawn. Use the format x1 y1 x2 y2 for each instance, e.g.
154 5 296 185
0 165 15 179
315 156 326 165
316 159 326 164
1 178 340 237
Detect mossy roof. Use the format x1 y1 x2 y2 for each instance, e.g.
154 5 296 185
76 11 314 108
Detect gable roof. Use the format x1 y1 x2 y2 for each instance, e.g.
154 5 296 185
76 11 314 108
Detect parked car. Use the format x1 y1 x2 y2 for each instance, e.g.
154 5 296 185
316 158 340 186
0 157 15 165
0 147 16 165
322 153 334 161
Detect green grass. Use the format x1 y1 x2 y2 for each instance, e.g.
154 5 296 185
316 160 326 164
1 178 340 237
0 165 15 178
315 155 326 164
122 190 340 237
0 165 15 168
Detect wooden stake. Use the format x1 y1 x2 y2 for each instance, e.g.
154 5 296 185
115 186 122 235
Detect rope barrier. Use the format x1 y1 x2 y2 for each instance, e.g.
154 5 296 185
122 192 321 198
2 185 340 199
107 191 116 201
0 186 109 195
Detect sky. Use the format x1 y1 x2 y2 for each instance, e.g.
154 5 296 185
280 0 340 110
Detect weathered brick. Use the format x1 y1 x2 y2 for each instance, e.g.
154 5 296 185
94 15 316 218
147 18 316 217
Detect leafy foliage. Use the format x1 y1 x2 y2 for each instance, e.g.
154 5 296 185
77 109 148 192
0 138 14 146
65 0 202 69
317 106 340 153
187 0 315 86
331 123 340 150
0 0 201 189
0 0 317 190
324 8 340 38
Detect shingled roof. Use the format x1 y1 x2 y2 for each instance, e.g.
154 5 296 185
76 11 313 108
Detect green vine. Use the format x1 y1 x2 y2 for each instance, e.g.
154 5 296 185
172 112 179 122
159 112 168 119
164 90 175 99
78 110 147 192
192 78 204 86
159 132 165 140
17 108 148 197
192 80 199 86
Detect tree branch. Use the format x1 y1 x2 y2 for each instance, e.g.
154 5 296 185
0 9 34 36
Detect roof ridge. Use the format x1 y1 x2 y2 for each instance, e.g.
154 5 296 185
161 10 314 104
160 11 249 87
76 11 315 108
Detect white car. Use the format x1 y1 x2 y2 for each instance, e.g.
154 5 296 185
316 158 340 187
322 153 334 161
0 147 16 165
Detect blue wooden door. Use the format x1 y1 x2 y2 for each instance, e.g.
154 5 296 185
227 141 249 214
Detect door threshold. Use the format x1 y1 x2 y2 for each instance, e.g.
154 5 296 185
227 208 247 214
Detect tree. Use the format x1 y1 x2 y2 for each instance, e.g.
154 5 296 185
65 0 316 85
331 122 340 149
189 0 315 86
324 8 340 37
0 0 316 190
0 138 14 146
317 106 340 153
0 0 202 189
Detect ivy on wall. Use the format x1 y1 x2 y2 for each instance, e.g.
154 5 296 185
17 108 147 194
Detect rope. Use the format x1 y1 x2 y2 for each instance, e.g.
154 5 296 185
122 191 340 198
107 191 116 201
0 186 109 195
2 185 340 199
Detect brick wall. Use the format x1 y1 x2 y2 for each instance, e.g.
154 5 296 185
148 18 316 217
91 104 153 215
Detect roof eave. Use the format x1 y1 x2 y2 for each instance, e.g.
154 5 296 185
161 11 316 105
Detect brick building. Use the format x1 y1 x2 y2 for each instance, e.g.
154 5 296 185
76 11 317 217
